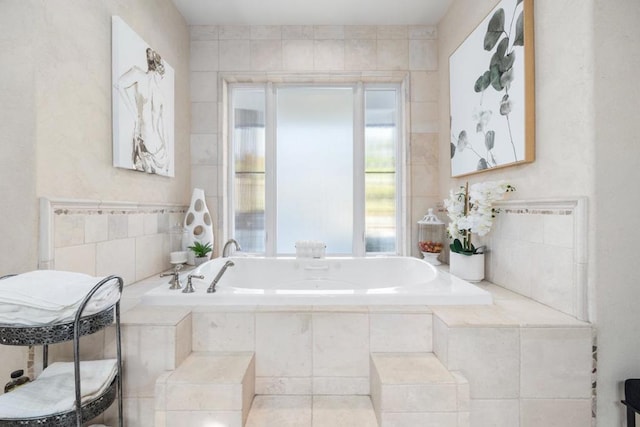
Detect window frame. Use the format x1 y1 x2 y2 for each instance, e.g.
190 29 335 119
227 81 405 257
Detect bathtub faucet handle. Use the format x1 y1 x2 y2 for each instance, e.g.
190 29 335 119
183 274 204 294
160 264 183 290
207 260 235 293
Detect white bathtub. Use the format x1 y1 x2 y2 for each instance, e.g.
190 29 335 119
142 256 492 306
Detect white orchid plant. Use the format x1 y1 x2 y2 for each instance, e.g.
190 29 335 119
444 180 515 255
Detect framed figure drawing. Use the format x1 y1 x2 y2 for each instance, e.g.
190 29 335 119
449 0 535 177
112 16 175 177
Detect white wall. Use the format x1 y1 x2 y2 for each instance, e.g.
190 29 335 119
593 0 640 425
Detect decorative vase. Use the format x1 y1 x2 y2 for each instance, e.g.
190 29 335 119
449 252 485 282
183 188 214 265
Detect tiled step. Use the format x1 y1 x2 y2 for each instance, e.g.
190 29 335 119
370 352 469 427
155 352 255 427
245 395 378 427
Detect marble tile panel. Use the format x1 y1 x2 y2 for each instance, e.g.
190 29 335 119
255 376 313 395
313 312 369 377
190 25 218 41
84 214 108 243
106 324 176 397
411 164 439 198
219 40 251 71
128 214 144 237
166 383 243 410
314 25 344 39
446 327 520 398
410 101 438 133
380 412 458 427
190 164 218 198
432 305 519 328
376 26 407 39
470 399 520 427
246 395 311 427
251 40 283 71
255 312 312 377
282 26 314 40
119 306 191 326
495 299 587 327
190 40 219 71
282 40 315 70
520 399 591 427
370 313 432 352
54 244 96 275
382 383 458 412
192 311 255 352
251 25 282 40
543 213 574 248
312 377 369 395
190 133 218 166
142 213 158 235
530 244 575 315
191 71 218 102
517 213 544 243
165 410 242 427
96 237 135 285
107 214 128 240
54 214 84 247
410 71 439 102
313 40 345 70
345 39 376 71
312 395 377 427
376 39 409 70
409 25 437 39
345 25 377 39
135 234 166 280
191 102 218 134
104 397 155 427
175 316 192 367
219 25 251 40
520 327 592 398
433 315 449 365
409 39 438 70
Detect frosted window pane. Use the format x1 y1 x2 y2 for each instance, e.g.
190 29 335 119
365 89 397 253
232 88 265 253
276 87 354 255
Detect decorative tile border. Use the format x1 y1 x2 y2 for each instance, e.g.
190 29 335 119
39 198 187 270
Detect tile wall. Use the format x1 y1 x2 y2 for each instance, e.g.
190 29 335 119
39 198 187 286
473 198 588 320
189 25 441 257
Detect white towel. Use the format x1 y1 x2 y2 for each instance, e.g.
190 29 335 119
0 271 120 326
0 359 118 419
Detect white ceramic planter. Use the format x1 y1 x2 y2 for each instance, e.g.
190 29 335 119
449 252 485 282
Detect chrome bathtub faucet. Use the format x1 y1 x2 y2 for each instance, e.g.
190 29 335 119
160 264 183 290
222 239 241 257
183 274 204 294
207 260 235 293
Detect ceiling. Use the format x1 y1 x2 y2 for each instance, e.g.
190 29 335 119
171 0 454 26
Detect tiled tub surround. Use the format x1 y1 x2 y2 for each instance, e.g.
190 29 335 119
78 272 593 426
189 25 442 258
39 198 188 286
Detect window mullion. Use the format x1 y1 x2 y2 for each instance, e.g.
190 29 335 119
265 82 277 256
353 83 365 256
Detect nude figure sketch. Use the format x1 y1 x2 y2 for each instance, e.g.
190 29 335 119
117 48 169 175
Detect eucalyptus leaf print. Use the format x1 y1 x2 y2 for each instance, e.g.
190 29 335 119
449 0 530 176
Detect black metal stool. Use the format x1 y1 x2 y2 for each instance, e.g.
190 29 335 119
622 379 640 427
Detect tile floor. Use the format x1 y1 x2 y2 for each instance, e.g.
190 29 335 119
245 395 378 427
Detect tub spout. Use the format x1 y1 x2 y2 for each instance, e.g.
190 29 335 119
207 260 235 293
222 239 241 257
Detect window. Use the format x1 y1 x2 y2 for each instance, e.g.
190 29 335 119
229 83 402 256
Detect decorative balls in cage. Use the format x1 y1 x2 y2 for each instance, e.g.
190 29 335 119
417 208 445 266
